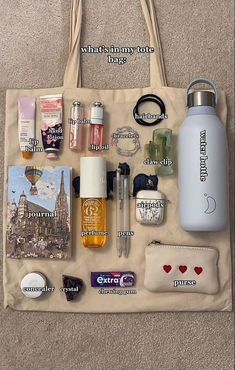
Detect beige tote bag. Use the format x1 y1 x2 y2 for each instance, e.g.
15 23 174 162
3 0 232 312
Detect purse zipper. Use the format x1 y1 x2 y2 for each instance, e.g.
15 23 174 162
147 240 215 252
148 240 200 248
148 240 161 246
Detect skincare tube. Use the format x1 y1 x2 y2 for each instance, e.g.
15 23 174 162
40 94 63 159
18 96 36 159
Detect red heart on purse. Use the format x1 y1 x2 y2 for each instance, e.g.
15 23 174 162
163 265 172 273
194 267 203 275
179 265 187 273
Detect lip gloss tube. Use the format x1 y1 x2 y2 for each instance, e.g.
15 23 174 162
89 102 104 150
69 101 83 151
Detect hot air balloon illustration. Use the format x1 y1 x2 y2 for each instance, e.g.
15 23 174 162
25 166 43 195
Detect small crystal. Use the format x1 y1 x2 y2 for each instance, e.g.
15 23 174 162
62 275 84 302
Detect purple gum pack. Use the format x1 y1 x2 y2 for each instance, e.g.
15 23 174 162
91 272 136 288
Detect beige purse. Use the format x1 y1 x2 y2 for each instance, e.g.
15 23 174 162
3 0 232 312
144 242 219 294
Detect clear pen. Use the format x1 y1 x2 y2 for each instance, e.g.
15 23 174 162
123 172 130 257
114 168 123 257
114 163 131 258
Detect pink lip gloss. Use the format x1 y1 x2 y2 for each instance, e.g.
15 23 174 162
89 102 104 150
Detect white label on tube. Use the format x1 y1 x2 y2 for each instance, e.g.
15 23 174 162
19 119 35 151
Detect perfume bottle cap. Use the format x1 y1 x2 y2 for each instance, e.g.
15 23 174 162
20 272 47 299
80 157 107 198
91 102 104 124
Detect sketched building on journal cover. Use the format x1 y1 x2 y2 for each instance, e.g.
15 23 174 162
6 166 71 259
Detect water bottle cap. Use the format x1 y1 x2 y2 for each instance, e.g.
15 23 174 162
187 79 217 108
187 90 216 108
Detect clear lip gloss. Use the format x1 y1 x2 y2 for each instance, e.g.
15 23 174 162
89 102 104 150
69 101 83 151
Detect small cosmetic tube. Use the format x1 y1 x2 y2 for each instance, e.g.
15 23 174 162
18 96 36 159
40 94 63 159
89 102 104 150
69 101 83 151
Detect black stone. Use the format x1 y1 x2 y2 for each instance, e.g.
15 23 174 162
62 275 84 302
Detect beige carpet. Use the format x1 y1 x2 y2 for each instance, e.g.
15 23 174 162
0 1 234 369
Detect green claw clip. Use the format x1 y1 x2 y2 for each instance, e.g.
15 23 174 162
145 128 173 176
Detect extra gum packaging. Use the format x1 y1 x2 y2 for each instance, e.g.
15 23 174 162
91 272 136 288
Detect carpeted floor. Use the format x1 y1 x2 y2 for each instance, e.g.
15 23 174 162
0 1 234 369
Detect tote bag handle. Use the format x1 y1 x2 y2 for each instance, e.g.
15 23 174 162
63 0 167 88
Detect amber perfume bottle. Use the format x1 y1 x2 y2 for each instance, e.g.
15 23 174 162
80 157 107 248
89 102 104 150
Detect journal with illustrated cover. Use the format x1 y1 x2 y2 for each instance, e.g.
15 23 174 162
6 166 71 259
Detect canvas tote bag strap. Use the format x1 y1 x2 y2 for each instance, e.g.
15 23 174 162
63 0 82 88
63 0 167 88
140 0 167 87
